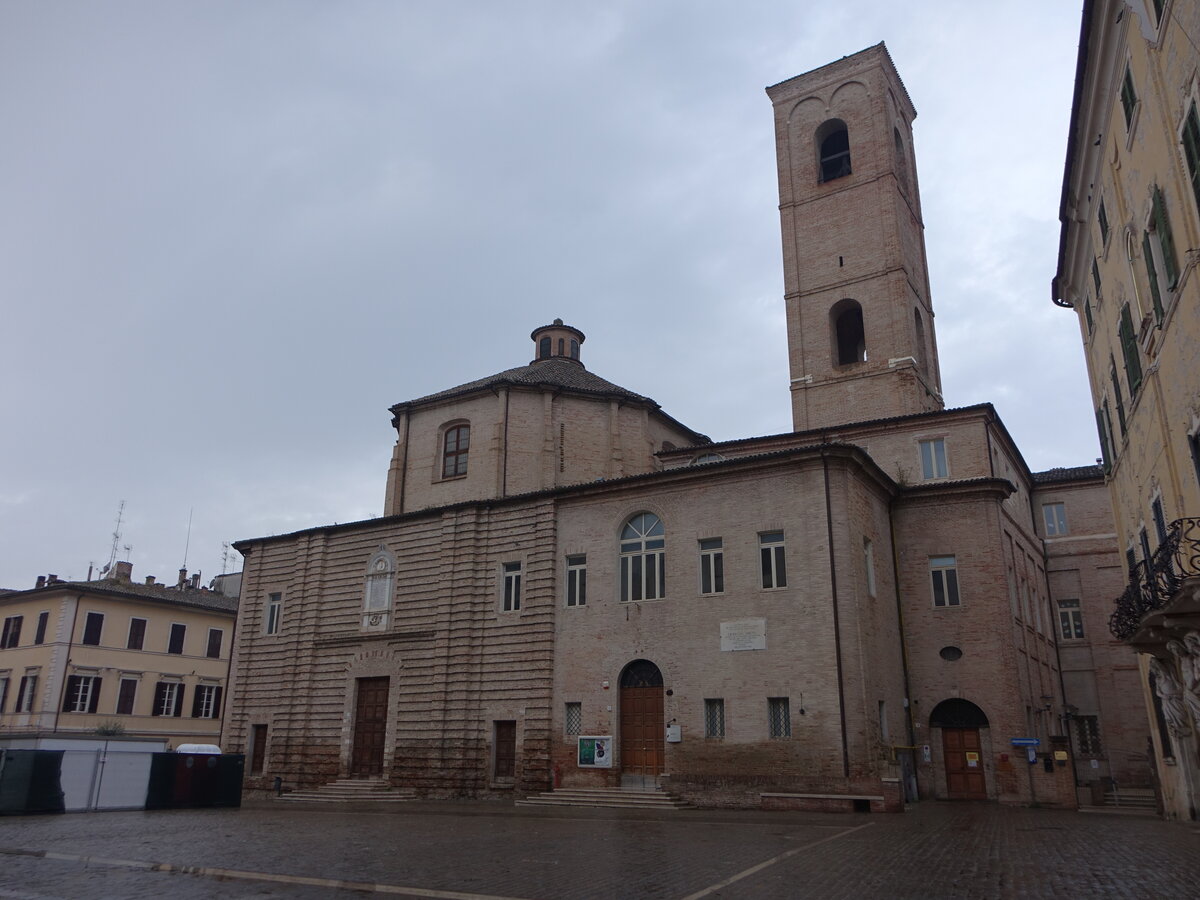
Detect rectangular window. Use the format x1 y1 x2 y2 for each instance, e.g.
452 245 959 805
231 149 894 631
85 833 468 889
116 678 138 715
759 532 787 589
699 538 724 594
919 438 948 479
191 684 222 719
864 537 877 597
265 593 282 635
1098 199 1109 244
1152 496 1168 545
62 674 101 714
34 611 48 645
1110 358 1127 437
704 698 725 738
127 617 146 650
1076 715 1103 756
502 562 522 612
16 674 38 713
564 701 582 736
768 697 791 739
82 612 104 646
1183 101 1200 217
1118 303 1143 395
1091 257 1102 296
1042 502 1068 536
152 681 183 717
168 623 186 654
1058 599 1085 640
0 677 8 714
930 556 961 607
565 555 587 607
1142 230 1164 322
1 616 22 649
206 628 223 659
1120 65 1137 128
1084 297 1094 335
250 724 268 774
1151 185 1180 291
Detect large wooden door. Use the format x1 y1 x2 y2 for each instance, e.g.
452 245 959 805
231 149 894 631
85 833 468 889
351 677 389 776
620 685 664 775
494 720 516 779
942 727 987 799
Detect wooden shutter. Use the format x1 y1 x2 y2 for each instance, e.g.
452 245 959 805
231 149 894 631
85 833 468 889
1096 408 1111 472
1152 186 1179 288
212 686 223 719
62 675 79 712
1184 103 1200 214
1142 231 1163 320
152 682 167 717
1118 304 1143 393
88 677 102 713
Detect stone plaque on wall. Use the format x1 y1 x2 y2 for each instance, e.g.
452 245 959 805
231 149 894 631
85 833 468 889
720 618 766 652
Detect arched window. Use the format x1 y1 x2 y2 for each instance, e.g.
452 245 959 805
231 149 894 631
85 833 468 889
914 308 928 377
816 119 851 183
442 423 470 478
620 512 665 602
558 338 565 356
570 339 579 359
538 336 551 359
362 546 395 629
893 128 909 194
831 299 865 365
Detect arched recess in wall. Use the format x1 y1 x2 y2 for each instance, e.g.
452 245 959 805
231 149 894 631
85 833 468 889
830 298 866 365
815 118 851 183
929 698 990 729
893 127 910 195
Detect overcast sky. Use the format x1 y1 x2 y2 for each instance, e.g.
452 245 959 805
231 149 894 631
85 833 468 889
1 1 1094 589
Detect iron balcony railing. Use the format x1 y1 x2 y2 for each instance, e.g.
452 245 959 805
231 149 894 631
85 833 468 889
1109 517 1200 640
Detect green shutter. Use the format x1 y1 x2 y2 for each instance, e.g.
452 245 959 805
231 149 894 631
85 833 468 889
1119 304 1143 394
1152 186 1179 288
1184 103 1200 215
1096 408 1112 472
1142 231 1164 321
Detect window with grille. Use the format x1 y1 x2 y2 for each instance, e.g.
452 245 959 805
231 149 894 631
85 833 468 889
620 513 665 602
502 562 522 612
705 699 725 738
919 438 948 479
565 702 582 736
566 555 587 607
768 697 791 738
699 538 723 594
1058 599 1084 640
930 556 961 607
760 532 787 589
1075 715 1102 756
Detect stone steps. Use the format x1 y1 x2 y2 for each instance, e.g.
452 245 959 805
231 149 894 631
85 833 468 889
279 779 416 803
516 788 692 810
1102 788 1156 810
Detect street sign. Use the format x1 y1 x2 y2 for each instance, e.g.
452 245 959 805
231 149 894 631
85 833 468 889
1010 737 1040 746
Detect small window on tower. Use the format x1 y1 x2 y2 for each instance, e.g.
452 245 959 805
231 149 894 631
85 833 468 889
816 119 851 183
831 299 865 365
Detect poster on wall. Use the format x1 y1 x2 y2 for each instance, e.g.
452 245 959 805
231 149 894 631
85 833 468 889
577 736 613 768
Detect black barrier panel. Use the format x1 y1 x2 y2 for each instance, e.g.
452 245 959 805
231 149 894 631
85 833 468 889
145 753 245 809
0 750 66 815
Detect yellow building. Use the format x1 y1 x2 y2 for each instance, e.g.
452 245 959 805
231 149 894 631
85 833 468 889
1053 0 1200 819
0 562 237 748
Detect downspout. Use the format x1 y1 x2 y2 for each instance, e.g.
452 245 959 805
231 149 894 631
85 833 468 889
52 593 82 733
888 496 919 794
501 389 511 497
398 413 410 515
821 448 851 779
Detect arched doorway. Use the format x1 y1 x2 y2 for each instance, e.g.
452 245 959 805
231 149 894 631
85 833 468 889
930 698 989 800
619 660 664 786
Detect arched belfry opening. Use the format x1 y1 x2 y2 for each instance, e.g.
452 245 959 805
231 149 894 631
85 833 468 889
830 299 866 365
914 308 928 377
893 127 909 194
816 118 851 183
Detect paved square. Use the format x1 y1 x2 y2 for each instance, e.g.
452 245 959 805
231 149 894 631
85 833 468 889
1 801 1197 899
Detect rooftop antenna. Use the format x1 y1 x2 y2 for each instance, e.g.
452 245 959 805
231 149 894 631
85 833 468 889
102 500 126 575
181 507 194 569
221 541 232 575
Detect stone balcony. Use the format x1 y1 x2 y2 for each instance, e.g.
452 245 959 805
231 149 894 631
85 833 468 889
1110 517 1200 651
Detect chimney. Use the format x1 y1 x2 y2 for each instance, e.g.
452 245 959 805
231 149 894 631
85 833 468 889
112 561 133 584
47 574 60 585
35 575 46 589
145 575 156 586
177 567 187 589
189 573 201 590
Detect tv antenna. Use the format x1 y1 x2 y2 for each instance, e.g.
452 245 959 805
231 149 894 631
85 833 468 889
102 500 125 575
181 507 194 569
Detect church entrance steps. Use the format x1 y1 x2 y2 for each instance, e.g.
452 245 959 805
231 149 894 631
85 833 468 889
516 788 692 810
278 778 416 803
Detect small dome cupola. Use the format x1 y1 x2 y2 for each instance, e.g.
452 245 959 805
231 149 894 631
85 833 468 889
530 318 585 366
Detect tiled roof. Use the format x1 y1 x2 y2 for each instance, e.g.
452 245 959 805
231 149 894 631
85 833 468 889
391 357 710 443
1031 465 1105 484
4 579 239 614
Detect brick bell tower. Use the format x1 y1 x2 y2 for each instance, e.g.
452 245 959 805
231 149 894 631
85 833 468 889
766 43 943 432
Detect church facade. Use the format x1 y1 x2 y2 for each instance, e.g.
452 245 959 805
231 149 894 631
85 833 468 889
224 44 1145 810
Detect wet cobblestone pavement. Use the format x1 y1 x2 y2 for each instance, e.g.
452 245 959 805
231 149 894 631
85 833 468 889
1 800 1197 899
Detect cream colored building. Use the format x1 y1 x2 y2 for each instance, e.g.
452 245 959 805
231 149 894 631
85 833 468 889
223 43 1143 810
1054 0 1200 819
0 562 237 748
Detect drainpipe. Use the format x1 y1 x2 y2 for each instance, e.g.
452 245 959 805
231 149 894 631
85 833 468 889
821 448 850 779
52 594 83 733
888 496 919 799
